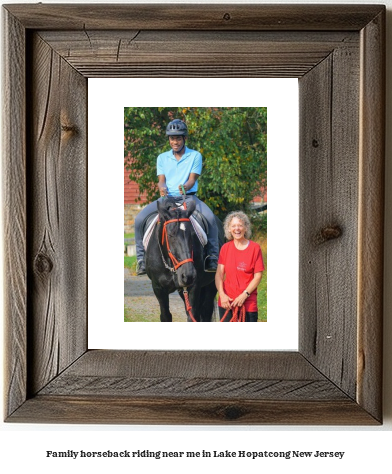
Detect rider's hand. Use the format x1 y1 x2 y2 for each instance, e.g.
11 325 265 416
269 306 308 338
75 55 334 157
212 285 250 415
160 187 168 197
179 184 187 195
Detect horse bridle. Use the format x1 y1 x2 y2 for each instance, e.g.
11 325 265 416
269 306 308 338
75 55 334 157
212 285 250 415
158 216 194 272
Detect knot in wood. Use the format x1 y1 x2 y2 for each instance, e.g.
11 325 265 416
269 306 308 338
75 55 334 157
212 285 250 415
312 139 319 148
223 405 243 420
223 13 231 21
34 252 53 274
315 225 342 244
61 124 77 134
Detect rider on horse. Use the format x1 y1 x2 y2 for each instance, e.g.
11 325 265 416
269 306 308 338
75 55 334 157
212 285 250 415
135 119 220 276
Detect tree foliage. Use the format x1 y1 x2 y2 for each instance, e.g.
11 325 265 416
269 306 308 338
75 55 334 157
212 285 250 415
124 107 267 220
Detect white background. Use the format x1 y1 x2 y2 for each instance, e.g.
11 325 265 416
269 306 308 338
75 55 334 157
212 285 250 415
88 78 299 350
1 0 391 473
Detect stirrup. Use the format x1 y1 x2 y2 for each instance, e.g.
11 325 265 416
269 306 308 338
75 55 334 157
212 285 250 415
204 255 218 272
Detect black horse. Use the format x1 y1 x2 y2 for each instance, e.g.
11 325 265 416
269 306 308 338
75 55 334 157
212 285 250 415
145 196 223 322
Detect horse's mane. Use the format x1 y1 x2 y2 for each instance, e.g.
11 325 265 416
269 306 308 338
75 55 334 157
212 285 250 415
163 196 184 208
160 196 195 220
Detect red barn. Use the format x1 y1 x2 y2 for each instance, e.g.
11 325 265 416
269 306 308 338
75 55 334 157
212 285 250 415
124 169 147 234
124 168 147 206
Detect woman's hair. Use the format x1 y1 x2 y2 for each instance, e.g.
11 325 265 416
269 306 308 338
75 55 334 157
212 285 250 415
223 211 252 240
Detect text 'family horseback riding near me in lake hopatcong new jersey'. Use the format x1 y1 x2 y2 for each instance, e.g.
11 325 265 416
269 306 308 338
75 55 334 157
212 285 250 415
45 449 345 460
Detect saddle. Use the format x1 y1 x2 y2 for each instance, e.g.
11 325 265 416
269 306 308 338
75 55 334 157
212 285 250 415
142 208 208 251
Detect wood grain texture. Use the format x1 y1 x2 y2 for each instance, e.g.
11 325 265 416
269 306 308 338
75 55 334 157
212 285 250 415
50 350 332 379
2 4 385 425
39 377 347 401
37 351 348 401
357 9 385 422
38 30 358 78
4 4 384 31
2 9 27 419
298 40 360 399
7 350 379 424
27 33 87 396
9 396 377 425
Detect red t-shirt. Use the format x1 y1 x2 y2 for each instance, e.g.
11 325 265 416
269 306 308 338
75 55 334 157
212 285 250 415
218 240 264 312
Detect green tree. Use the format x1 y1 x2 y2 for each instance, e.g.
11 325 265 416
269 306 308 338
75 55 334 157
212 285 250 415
124 107 267 220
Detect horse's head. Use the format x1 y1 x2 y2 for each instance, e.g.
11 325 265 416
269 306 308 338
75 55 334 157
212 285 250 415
157 197 197 288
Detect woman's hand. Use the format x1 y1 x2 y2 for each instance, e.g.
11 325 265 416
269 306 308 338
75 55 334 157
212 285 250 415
220 294 233 309
231 291 248 308
215 264 233 309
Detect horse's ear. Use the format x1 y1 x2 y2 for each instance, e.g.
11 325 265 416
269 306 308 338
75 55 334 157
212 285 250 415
157 198 172 221
185 198 196 217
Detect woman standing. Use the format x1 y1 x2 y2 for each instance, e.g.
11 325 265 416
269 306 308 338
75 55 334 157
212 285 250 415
215 211 264 322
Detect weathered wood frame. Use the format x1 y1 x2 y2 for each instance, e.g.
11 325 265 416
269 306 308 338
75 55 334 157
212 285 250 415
3 4 385 424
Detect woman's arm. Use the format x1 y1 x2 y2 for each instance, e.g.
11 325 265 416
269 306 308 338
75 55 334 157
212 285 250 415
215 263 232 309
231 272 263 308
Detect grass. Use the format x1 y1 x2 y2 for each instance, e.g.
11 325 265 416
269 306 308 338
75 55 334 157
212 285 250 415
124 255 137 274
124 232 137 274
124 303 162 322
124 305 131 322
254 232 267 322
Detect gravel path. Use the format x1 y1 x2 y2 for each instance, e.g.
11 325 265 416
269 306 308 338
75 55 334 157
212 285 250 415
124 268 219 322
124 268 188 322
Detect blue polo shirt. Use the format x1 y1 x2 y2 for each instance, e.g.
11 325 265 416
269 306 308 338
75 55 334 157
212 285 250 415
156 147 202 196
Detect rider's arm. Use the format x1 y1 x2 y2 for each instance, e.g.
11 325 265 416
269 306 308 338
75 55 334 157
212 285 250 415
179 173 200 194
158 174 167 196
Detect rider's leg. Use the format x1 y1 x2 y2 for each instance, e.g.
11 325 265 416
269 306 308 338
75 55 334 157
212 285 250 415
134 200 158 275
191 197 219 272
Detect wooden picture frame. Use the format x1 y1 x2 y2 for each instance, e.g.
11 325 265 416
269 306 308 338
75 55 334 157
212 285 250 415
3 4 385 424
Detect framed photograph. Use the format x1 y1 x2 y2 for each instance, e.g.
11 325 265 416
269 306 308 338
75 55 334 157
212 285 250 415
3 4 385 424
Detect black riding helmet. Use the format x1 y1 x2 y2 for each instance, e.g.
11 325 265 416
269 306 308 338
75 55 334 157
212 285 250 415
166 119 188 136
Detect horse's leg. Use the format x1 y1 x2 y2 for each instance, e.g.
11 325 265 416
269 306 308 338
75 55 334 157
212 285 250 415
199 281 218 322
152 283 173 322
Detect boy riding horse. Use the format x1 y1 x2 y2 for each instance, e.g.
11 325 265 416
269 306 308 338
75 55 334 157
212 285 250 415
135 119 219 275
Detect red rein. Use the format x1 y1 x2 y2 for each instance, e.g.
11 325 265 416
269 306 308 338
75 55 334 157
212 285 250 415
220 305 246 322
161 218 194 270
160 212 196 322
183 289 197 323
